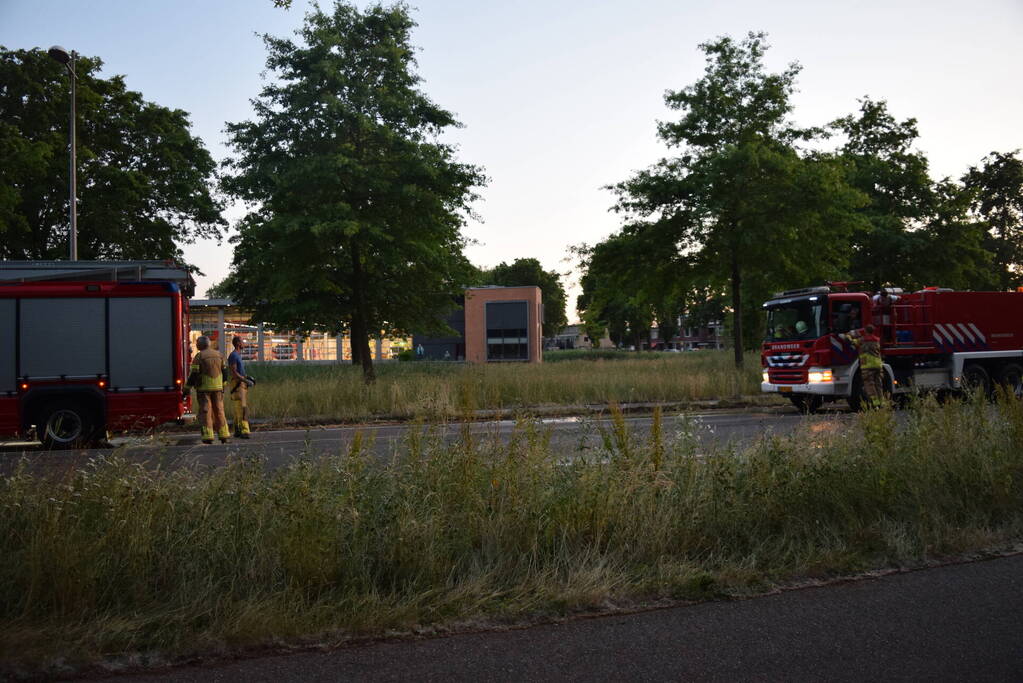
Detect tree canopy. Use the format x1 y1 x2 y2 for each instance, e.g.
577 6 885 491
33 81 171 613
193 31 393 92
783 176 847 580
575 234 657 349
831 98 994 291
0 48 225 263
604 33 866 365
478 258 568 336
963 150 1023 289
220 2 485 381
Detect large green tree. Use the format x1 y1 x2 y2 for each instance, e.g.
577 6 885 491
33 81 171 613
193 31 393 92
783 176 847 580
963 150 1023 289
832 98 996 291
575 233 662 350
0 48 225 262
221 2 485 382
608 33 865 366
478 258 568 336
831 97 934 289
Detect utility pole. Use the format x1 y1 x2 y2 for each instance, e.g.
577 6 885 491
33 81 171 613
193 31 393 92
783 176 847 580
48 45 77 260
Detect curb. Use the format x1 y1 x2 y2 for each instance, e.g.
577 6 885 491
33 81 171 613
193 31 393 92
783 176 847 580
156 396 788 435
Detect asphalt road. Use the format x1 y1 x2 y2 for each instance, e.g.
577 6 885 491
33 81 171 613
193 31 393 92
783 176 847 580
115 553 1023 682
0 408 852 475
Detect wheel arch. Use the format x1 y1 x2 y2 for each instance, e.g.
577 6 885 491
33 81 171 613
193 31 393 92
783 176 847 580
20 386 106 432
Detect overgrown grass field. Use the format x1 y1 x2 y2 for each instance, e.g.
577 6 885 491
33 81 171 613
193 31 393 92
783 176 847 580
245 350 766 423
3 396 1023 672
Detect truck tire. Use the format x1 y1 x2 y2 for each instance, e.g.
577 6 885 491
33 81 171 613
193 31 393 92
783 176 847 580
961 363 991 398
995 363 1023 399
789 395 822 414
39 400 101 450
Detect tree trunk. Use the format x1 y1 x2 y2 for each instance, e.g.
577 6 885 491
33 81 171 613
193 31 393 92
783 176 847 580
349 305 362 366
350 318 362 365
350 241 376 383
731 251 743 369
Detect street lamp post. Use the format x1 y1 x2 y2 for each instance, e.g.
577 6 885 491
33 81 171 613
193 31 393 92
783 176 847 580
48 45 77 261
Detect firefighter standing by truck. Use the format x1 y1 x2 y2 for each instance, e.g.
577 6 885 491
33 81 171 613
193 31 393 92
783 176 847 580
227 335 255 439
188 335 231 444
843 323 885 408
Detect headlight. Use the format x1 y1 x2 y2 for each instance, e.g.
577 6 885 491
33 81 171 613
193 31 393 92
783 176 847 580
762 369 769 382
807 368 834 383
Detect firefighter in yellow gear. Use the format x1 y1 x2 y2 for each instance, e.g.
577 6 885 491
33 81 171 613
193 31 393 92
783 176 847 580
227 335 253 439
188 335 230 444
842 323 885 409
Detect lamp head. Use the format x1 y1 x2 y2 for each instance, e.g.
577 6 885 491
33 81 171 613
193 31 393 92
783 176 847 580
48 45 71 65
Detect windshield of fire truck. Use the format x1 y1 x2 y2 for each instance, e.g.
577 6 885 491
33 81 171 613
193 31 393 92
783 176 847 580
764 298 826 342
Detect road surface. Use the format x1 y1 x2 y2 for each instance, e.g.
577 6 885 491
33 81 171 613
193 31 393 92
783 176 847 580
0 409 851 474
115 553 1023 682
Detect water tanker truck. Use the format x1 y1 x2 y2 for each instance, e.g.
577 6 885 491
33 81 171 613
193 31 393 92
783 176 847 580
761 283 1023 412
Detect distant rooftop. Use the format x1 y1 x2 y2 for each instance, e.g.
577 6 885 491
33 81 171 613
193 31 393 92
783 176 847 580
189 298 235 307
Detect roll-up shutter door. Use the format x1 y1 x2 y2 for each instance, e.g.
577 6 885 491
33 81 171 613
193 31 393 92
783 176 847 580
20 298 106 377
109 297 173 389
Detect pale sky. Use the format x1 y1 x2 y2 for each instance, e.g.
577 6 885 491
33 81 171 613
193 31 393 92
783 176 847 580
3 0 1021 320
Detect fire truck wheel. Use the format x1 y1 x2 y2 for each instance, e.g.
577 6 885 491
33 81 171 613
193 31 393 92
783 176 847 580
995 363 1023 399
789 395 822 414
39 400 100 450
960 363 992 398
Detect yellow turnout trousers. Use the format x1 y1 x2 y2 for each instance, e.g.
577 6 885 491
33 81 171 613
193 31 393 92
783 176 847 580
230 379 250 436
197 390 230 442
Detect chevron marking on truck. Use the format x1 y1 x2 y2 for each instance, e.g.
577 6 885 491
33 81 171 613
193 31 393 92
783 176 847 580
830 334 856 364
958 323 980 349
942 324 963 349
967 323 988 347
957 323 988 350
932 323 991 352
933 324 956 350
945 325 961 347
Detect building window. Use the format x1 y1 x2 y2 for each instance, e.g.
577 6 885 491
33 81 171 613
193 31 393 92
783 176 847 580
486 301 529 361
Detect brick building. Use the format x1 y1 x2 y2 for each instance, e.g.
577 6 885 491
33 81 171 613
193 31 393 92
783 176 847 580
464 286 543 363
412 286 543 363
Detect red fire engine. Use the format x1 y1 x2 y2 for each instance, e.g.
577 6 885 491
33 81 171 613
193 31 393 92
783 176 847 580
0 261 194 448
761 283 1023 412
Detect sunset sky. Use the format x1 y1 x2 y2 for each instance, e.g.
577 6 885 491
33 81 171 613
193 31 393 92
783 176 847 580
3 0 1021 317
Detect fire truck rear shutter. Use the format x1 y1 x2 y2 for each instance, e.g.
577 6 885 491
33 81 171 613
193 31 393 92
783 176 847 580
0 300 14 392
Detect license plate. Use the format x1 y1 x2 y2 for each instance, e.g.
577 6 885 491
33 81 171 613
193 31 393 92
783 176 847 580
778 386 792 393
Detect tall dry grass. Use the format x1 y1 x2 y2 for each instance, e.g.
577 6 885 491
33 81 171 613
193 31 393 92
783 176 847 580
246 350 765 423
2 395 1023 672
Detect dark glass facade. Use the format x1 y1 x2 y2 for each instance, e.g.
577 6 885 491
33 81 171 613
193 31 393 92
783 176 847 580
486 301 529 361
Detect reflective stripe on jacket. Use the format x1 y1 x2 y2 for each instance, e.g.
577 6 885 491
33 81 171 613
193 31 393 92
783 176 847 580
191 348 225 392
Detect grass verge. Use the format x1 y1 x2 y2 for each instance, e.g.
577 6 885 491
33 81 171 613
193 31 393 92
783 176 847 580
244 350 766 424
3 395 1023 674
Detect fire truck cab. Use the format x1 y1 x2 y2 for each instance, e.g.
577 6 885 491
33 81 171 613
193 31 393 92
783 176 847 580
761 284 1023 412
